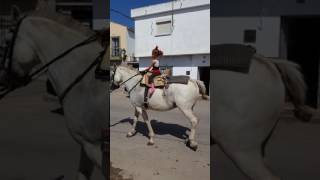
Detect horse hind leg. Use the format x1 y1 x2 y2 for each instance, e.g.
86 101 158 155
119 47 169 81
141 109 155 145
127 107 140 137
180 108 199 151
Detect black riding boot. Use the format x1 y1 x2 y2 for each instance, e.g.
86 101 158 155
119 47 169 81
144 86 149 108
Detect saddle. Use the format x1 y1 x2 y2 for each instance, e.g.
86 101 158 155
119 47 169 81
142 73 190 108
141 73 190 88
212 44 256 73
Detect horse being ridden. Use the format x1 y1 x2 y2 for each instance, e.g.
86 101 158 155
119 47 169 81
112 64 208 150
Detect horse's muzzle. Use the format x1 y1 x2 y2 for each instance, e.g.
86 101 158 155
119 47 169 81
110 83 120 91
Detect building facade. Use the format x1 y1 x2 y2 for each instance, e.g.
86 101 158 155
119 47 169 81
110 21 135 64
212 0 320 107
56 0 108 30
132 0 210 92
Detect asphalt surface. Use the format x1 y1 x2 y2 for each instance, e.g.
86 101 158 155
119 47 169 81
110 89 210 180
0 80 104 180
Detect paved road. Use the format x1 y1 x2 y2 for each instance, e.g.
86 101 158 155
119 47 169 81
0 80 104 180
212 115 320 180
110 89 210 180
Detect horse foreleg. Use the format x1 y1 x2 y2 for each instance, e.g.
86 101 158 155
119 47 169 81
142 109 155 145
180 108 199 151
77 147 94 180
127 107 140 137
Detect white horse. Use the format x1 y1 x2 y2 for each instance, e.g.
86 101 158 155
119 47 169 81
111 64 208 150
0 8 108 180
212 54 315 180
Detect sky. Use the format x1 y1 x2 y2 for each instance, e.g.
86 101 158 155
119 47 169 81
110 0 171 28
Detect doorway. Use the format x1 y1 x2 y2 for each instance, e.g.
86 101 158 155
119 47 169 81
198 67 210 95
282 16 320 107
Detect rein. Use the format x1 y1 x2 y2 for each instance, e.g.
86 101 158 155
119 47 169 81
0 15 104 100
127 77 143 95
111 67 142 94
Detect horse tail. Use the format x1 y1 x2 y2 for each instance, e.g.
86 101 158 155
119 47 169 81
272 59 315 122
194 80 209 100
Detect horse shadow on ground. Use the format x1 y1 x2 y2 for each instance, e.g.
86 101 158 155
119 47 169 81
111 118 190 140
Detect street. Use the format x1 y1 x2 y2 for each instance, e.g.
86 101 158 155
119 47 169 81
110 89 210 180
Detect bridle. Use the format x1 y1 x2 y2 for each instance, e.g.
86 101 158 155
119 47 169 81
111 66 143 95
0 15 105 101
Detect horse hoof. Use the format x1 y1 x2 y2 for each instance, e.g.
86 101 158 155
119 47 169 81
147 141 154 146
126 132 135 137
186 140 198 151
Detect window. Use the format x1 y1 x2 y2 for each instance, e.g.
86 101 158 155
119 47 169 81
111 37 120 57
156 20 172 36
243 29 256 43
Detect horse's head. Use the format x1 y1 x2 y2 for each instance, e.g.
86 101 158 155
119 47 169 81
0 7 40 90
110 64 121 90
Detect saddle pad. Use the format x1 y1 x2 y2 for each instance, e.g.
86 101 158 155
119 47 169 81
212 44 256 73
167 75 190 84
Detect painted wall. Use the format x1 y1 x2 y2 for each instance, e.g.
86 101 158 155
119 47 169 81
110 22 128 53
127 30 135 61
132 0 210 57
110 22 135 61
212 17 281 57
138 54 209 80
213 0 320 17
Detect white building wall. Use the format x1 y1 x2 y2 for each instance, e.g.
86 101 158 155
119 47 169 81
132 0 210 57
139 54 209 80
127 30 135 61
212 17 281 57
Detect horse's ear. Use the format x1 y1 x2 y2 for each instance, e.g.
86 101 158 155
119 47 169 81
11 5 21 22
113 63 117 69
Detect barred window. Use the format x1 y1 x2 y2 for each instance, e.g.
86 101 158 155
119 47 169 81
111 37 120 57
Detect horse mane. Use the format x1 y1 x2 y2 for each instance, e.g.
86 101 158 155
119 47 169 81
27 10 96 37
